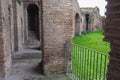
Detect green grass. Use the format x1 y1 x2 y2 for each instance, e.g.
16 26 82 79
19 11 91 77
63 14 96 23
72 30 110 54
71 30 110 80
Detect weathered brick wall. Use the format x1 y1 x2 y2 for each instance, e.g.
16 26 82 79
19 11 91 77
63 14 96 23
0 28 5 80
12 0 18 51
16 2 24 50
91 10 103 31
23 1 42 46
0 1 1 26
81 7 103 31
104 0 120 79
73 0 84 35
0 0 12 79
42 0 73 74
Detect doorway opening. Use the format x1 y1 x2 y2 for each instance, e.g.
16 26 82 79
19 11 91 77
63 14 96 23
85 14 89 31
26 4 40 49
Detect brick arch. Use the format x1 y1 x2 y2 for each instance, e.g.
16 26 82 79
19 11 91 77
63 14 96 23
21 1 44 74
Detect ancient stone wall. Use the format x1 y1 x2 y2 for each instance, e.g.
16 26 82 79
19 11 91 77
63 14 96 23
23 1 42 48
73 0 83 35
104 0 120 79
91 8 103 30
81 7 103 31
42 0 73 74
16 2 24 50
0 0 12 79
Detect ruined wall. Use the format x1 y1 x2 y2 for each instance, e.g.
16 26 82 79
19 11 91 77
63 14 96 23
91 8 103 30
104 0 120 79
16 2 24 50
0 0 12 79
42 0 73 74
73 0 83 35
23 1 42 47
81 7 103 31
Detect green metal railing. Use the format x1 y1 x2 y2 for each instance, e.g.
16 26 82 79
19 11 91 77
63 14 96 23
65 42 109 80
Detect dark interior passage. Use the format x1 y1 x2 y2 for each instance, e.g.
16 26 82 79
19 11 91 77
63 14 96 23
85 14 89 31
27 4 39 40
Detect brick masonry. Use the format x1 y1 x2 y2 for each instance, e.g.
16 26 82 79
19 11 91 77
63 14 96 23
0 0 120 79
42 0 73 74
104 0 120 79
0 0 12 79
0 0 74 79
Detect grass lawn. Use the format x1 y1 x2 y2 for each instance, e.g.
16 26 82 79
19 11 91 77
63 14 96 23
72 30 110 54
71 30 110 80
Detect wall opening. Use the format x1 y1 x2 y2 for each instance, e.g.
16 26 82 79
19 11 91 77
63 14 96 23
25 4 41 50
85 14 89 31
27 4 39 40
75 13 80 36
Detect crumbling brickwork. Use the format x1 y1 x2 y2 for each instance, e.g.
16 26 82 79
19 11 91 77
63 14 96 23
0 0 74 79
42 0 73 74
104 0 120 79
0 0 12 79
81 7 103 31
73 0 83 36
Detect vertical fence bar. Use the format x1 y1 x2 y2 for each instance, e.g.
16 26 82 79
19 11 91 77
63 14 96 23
72 44 75 79
80 46 83 79
86 49 89 80
99 54 102 80
104 56 107 80
79 46 81 79
76 45 78 80
83 47 85 80
96 52 99 80
65 41 69 73
92 51 95 79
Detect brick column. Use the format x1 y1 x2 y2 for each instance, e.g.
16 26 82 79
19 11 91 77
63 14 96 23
0 1 5 79
0 0 12 79
42 0 73 74
104 0 120 79
0 28 5 80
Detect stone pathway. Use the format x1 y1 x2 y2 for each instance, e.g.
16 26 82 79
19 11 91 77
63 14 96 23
8 59 71 80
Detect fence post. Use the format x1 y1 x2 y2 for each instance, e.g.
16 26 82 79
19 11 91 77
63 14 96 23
65 41 69 73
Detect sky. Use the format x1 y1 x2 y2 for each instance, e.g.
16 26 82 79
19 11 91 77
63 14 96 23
78 0 107 16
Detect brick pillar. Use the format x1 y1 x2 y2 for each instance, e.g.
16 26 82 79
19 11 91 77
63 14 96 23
12 0 18 51
42 0 73 74
0 1 5 79
104 0 120 79
0 28 5 80
0 0 12 79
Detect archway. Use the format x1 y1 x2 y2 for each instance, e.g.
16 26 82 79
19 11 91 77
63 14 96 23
85 14 89 31
26 4 40 49
27 4 39 40
75 13 80 36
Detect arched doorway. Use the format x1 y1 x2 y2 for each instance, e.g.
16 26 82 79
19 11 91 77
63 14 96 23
85 14 89 31
75 13 80 36
27 4 40 49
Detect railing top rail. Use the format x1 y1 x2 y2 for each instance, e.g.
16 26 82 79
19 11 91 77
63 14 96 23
70 42 110 57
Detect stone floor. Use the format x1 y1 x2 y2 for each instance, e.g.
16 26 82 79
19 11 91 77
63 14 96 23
8 52 71 80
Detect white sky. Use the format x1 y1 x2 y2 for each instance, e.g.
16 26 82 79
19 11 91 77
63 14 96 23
78 0 107 16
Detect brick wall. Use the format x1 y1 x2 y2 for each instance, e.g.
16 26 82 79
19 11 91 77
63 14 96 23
73 0 83 35
16 2 24 50
0 0 12 79
104 0 120 79
42 0 73 74
0 27 5 80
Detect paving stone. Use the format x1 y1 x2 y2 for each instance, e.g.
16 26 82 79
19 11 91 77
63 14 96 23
8 58 71 80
